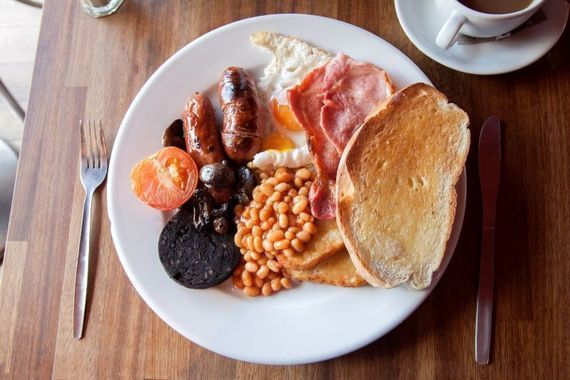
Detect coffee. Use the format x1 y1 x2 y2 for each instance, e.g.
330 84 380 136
459 0 532 14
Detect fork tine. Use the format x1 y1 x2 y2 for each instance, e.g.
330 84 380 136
89 120 98 169
86 120 92 169
79 120 88 168
92 120 100 169
97 120 108 169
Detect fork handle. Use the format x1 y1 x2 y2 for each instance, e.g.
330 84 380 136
73 189 94 339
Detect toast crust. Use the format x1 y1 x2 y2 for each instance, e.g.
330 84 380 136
336 83 470 289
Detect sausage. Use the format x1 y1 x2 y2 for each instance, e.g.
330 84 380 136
219 67 264 162
182 93 225 167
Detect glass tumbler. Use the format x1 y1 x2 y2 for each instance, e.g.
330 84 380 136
81 0 124 18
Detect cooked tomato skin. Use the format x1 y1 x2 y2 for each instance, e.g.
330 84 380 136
131 146 198 211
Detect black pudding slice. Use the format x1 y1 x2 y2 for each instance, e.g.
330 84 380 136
158 209 241 289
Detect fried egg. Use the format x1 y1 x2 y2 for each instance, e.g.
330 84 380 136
251 31 331 152
252 146 312 170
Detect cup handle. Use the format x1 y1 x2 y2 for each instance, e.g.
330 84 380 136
435 11 467 49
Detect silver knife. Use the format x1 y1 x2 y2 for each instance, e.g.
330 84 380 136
476 116 501 365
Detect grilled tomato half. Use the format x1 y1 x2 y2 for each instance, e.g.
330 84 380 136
131 146 198 210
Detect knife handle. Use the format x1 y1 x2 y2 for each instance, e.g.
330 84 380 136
476 226 495 365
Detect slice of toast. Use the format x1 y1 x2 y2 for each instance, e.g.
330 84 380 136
277 219 344 270
336 83 470 289
282 248 366 287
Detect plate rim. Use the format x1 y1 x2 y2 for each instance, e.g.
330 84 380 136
107 13 466 365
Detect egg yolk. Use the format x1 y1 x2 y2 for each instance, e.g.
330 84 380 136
263 132 295 151
271 98 303 132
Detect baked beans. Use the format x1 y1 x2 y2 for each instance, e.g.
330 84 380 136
232 166 317 297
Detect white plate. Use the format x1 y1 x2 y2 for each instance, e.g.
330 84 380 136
395 0 569 75
107 14 466 365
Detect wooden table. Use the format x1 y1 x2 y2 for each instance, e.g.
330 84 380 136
1 1 568 378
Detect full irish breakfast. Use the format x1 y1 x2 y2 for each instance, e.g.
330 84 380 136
130 32 470 296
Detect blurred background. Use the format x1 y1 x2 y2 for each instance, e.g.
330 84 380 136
0 0 41 274
0 0 42 152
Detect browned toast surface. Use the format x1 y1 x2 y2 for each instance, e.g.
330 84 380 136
283 248 366 287
277 219 344 270
337 83 470 289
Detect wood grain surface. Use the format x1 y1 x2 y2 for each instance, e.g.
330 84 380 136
1 0 568 378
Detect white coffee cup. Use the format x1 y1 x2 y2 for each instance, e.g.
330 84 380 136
435 0 546 49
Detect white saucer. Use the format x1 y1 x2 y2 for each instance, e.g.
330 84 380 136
395 0 569 75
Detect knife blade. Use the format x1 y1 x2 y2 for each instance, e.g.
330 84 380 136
476 116 501 365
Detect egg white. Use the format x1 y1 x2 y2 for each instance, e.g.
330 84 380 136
251 31 332 148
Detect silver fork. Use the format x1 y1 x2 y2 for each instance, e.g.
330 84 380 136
74 120 108 340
